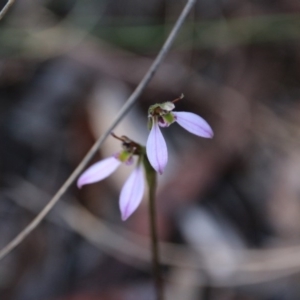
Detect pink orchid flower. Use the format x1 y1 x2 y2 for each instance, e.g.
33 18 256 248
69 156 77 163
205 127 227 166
77 136 145 221
146 95 213 174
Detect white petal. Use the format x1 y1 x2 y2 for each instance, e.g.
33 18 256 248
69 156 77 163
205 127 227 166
174 111 213 138
77 156 121 188
119 164 145 221
146 121 168 174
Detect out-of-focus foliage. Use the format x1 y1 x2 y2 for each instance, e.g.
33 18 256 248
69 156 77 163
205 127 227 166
1 0 300 299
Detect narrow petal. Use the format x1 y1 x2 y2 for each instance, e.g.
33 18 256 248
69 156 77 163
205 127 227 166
174 111 213 138
146 121 168 174
119 164 145 221
77 157 121 188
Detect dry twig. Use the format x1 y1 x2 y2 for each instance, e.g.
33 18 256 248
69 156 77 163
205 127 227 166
0 0 15 21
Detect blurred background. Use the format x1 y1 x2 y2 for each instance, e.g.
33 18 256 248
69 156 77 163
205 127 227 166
1 0 300 299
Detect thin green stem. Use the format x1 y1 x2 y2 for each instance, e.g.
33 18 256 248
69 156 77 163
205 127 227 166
149 176 163 300
143 155 163 300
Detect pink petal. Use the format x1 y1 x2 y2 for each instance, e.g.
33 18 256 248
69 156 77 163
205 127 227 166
77 156 121 188
146 121 168 174
119 164 145 221
174 111 213 138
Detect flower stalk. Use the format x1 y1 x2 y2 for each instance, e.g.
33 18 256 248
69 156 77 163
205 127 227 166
143 155 164 300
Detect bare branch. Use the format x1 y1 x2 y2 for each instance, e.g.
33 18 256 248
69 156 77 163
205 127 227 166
0 0 197 261
0 0 15 21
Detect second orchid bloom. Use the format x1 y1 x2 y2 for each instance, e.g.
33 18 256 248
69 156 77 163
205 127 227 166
77 135 145 221
146 95 213 174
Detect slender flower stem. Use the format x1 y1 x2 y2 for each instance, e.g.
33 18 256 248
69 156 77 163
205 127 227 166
143 155 163 300
149 176 163 300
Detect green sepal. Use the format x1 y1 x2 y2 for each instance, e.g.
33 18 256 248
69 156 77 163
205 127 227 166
148 104 160 116
160 102 175 112
162 112 175 125
148 102 175 117
118 150 132 163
